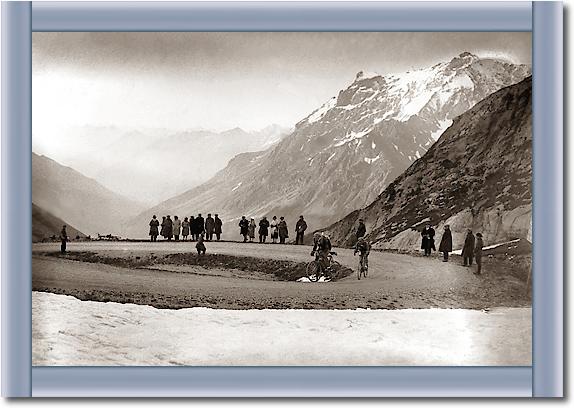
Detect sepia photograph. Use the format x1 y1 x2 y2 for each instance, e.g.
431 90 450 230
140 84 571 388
31 31 533 366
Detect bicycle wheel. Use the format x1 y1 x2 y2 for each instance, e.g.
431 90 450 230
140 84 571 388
306 261 321 282
362 256 368 278
357 261 362 280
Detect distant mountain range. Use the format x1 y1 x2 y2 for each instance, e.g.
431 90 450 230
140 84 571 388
32 153 145 237
32 203 86 242
322 76 532 251
124 52 530 238
33 124 290 205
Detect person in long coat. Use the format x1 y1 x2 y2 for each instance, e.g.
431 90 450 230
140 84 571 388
182 217 190 241
214 214 223 241
462 229 475 266
258 216 270 243
60 225 68 254
278 217 289 244
189 216 196 241
164 215 174 241
205 214 215 241
149 215 160 242
160 216 166 239
295 215 307 245
420 224 435 256
173 215 181 241
238 216 249 242
438 224 452 262
196 214 205 238
248 218 256 242
270 216 279 243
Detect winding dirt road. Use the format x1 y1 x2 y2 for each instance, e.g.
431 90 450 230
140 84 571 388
32 241 530 310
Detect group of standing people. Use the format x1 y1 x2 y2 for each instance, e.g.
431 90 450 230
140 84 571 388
148 213 223 242
238 215 308 244
420 224 484 274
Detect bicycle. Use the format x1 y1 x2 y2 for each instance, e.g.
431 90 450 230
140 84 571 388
306 251 339 282
357 252 369 280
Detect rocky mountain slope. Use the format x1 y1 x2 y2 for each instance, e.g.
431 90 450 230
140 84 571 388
32 203 86 242
322 76 532 251
125 53 530 238
32 153 145 237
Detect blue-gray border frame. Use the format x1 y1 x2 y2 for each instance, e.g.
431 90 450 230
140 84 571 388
0 0 563 398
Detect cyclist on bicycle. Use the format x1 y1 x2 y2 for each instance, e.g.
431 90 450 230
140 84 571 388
354 237 371 270
311 232 332 271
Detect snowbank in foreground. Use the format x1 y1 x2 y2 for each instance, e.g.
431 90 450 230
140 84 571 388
32 292 531 366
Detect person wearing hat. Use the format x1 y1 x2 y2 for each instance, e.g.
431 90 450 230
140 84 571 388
149 215 160 242
474 233 484 275
295 215 307 245
311 232 332 271
421 223 436 257
214 214 223 241
438 225 452 262
278 216 289 244
238 216 249 242
248 218 256 242
60 225 68 254
462 229 475 266
258 216 270 243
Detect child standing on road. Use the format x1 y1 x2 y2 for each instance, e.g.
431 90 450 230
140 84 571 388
248 218 256 242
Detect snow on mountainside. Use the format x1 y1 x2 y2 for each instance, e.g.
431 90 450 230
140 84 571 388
124 53 530 238
322 76 532 252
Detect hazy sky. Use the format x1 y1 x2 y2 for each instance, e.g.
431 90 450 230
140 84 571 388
33 32 531 134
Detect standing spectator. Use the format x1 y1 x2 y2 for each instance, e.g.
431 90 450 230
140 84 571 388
60 225 68 254
196 214 205 238
438 225 452 262
214 214 223 241
164 215 174 241
462 229 475 266
420 224 436 257
270 216 279 243
238 216 249 242
182 217 190 241
160 216 166 239
173 216 181 241
196 234 206 255
295 215 307 245
189 216 197 241
205 214 215 241
258 216 270 243
248 218 256 242
356 219 367 241
474 233 484 275
278 217 289 244
149 215 159 242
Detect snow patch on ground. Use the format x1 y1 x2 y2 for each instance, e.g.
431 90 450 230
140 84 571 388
364 155 381 164
33 292 531 366
231 182 242 192
451 239 522 255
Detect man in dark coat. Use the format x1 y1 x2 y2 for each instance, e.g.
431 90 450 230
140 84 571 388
205 214 215 241
149 215 159 242
196 214 205 240
258 216 270 243
238 216 249 242
438 225 452 262
189 216 196 241
160 216 166 239
295 215 307 245
60 225 68 254
462 229 475 266
214 214 223 241
420 224 436 256
356 219 367 241
164 215 173 241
